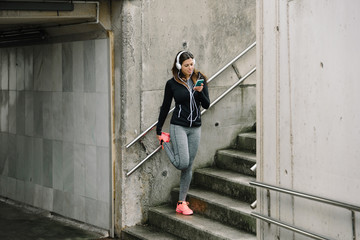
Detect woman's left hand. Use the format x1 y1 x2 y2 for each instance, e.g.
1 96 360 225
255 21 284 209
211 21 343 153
193 84 203 92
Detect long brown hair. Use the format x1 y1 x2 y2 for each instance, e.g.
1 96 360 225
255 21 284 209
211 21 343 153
171 51 207 88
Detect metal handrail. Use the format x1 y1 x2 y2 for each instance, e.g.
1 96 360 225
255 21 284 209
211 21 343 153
125 41 256 149
201 67 256 115
251 213 333 240
126 145 162 176
126 67 256 176
250 181 360 212
250 181 359 240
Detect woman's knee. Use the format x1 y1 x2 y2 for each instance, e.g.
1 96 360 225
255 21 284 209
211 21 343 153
172 156 189 170
177 164 189 171
176 161 189 170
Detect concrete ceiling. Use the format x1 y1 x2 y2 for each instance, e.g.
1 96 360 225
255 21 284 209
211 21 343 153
0 1 110 47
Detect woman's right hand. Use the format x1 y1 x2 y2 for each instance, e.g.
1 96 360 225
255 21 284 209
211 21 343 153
193 83 204 92
157 135 162 142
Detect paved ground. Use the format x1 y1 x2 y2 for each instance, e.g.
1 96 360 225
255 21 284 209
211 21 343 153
0 198 113 240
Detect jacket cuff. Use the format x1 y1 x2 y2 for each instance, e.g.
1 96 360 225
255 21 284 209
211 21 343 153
156 129 162 135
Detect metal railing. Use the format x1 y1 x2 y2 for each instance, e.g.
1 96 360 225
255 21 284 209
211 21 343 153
251 212 331 240
250 181 360 240
125 42 256 176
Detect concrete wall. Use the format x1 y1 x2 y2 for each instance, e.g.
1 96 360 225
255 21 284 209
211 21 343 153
112 0 256 233
257 0 360 239
0 39 112 230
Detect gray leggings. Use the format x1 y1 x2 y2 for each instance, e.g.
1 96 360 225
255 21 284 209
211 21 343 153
163 124 201 201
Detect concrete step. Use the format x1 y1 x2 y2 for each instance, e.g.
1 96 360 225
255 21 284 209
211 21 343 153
121 224 185 240
236 132 256 153
215 149 256 176
193 168 256 204
171 187 256 234
149 205 256 240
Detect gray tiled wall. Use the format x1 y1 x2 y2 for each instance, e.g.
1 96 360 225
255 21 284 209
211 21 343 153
0 39 111 230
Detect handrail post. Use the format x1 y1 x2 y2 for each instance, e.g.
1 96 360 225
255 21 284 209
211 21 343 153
352 211 356 240
206 41 256 84
267 189 271 227
201 67 256 115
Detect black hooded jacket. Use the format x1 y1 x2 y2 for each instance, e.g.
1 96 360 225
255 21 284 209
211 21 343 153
156 77 210 135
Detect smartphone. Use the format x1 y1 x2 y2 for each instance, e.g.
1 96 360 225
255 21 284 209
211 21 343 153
195 79 204 87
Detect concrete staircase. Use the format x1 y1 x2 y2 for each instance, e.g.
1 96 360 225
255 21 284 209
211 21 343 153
122 131 257 240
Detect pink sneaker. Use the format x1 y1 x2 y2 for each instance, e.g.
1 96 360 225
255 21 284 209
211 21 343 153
176 201 193 215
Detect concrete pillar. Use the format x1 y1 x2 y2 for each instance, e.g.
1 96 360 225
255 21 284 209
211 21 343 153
257 0 360 239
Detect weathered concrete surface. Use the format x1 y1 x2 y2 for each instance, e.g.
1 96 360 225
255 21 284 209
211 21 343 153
257 0 360 239
111 0 256 236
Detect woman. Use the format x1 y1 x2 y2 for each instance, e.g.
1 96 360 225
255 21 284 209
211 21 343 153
156 51 210 215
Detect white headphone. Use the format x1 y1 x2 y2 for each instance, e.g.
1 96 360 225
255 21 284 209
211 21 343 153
176 51 195 70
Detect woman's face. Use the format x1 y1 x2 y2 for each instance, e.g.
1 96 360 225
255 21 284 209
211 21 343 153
181 58 195 78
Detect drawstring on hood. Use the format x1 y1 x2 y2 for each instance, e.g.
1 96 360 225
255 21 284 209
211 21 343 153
186 79 199 127
177 72 200 127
